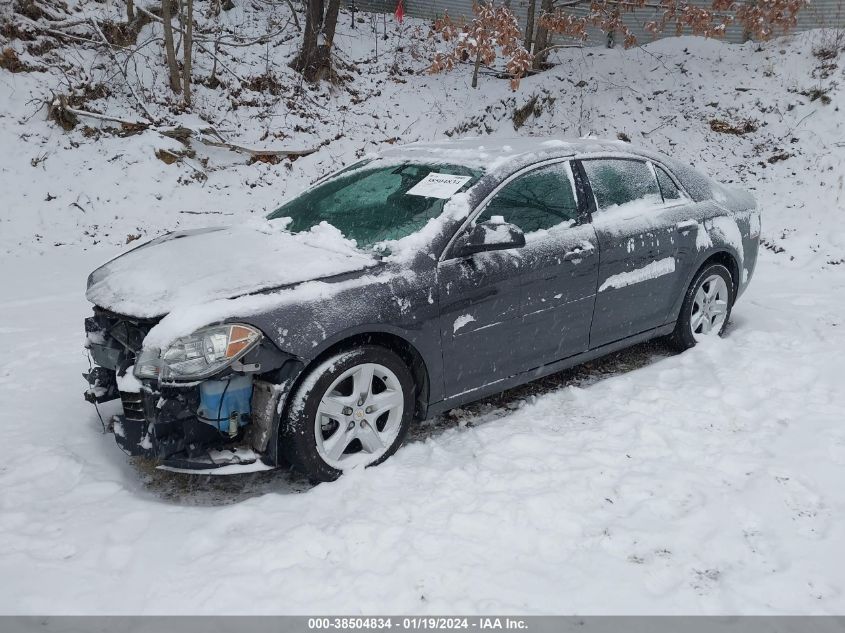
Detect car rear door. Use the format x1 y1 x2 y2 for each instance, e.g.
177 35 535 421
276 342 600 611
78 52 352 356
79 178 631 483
580 157 694 348
472 160 600 368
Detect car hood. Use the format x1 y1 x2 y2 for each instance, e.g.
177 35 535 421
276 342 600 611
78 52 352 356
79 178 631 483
86 224 377 318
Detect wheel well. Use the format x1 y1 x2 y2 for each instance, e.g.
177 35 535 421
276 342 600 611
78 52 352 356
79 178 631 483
294 332 430 421
700 251 740 296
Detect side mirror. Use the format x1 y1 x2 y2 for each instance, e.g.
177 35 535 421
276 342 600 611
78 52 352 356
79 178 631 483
453 218 526 258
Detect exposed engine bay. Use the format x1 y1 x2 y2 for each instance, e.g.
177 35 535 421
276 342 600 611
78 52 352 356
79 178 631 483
83 307 302 471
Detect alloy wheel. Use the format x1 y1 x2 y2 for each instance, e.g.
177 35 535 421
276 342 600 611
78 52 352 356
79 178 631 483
314 362 405 470
690 274 729 339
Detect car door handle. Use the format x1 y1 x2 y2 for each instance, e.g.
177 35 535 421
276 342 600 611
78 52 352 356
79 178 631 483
676 220 698 235
563 246 595 261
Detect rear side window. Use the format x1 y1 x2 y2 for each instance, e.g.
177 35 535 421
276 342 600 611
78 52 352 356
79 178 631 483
477 162 578 234
582 159 661 211
654 165 683 202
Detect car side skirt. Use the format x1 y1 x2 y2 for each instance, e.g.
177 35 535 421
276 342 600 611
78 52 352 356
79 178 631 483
425 322 676 418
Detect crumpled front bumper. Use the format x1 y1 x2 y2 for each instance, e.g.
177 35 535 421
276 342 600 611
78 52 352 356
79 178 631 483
93 375 293 471
83 308 301 472
111 382 216 459
112 404 270 472
101 377 288 471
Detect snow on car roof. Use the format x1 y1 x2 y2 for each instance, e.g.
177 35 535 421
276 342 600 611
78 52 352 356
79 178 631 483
379 137 748 207
378 136 634 169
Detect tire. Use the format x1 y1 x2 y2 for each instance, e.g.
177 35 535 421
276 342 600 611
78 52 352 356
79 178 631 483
670 263 734 351
280 346 415 482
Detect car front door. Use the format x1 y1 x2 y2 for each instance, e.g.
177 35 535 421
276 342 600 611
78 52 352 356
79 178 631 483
437 243 526 399
581 157 695 348
470 160 600 369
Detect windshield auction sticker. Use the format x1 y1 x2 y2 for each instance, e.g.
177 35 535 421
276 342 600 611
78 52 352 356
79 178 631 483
406 173 472 199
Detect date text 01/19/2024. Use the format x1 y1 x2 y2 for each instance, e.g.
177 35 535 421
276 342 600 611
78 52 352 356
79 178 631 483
307 617 529 630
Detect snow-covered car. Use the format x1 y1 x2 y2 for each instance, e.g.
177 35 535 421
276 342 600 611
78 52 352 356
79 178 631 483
83 138 760 481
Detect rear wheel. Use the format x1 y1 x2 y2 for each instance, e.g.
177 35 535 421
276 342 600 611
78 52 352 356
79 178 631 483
281 346 414 482
670 263 734 351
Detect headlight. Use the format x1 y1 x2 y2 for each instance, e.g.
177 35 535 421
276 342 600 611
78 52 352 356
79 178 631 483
134 324 262 381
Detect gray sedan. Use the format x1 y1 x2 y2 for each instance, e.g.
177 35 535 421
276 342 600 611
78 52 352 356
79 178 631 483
83 138 760 481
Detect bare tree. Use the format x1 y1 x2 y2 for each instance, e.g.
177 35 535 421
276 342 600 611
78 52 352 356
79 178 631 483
182 0 193 105
293 0 341 82
161 0 182 94
530 0 554 68
524 0 537 51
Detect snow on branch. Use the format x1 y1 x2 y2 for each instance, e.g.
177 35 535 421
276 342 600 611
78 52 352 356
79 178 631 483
46 99 318 160
428 2 533 89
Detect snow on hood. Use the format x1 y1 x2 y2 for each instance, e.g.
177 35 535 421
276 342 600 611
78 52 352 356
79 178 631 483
86 221 376 318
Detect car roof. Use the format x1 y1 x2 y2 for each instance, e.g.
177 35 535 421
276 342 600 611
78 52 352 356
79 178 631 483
377 136 652 169
377 136 719 204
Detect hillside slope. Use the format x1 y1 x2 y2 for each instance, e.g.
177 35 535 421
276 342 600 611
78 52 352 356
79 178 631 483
1 9 843 265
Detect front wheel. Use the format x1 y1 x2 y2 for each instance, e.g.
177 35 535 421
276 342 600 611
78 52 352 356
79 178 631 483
281 346 415 482
670 263 734 351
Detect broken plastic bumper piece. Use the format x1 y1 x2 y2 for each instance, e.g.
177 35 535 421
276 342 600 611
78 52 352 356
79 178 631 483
107 375 273 472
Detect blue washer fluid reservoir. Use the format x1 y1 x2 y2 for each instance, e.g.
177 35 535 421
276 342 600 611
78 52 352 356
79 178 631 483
197 375 253 433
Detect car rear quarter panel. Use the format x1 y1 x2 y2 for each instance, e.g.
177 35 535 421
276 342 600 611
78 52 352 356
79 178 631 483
707 183 760 297
666 191 759 322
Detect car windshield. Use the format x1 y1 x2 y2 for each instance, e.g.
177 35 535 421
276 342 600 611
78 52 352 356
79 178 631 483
267 161 482 248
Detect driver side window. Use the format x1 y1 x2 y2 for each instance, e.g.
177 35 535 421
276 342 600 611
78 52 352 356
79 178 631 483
477 162 579 233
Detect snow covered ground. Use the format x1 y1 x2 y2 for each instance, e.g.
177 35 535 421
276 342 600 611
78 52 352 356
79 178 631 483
3 236 845 614
1 8 844 614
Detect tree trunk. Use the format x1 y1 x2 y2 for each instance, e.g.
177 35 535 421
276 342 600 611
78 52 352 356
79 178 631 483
293 0 322 71
472 49 481 88
174 0 183 55
531 0 554 70
182 0 193 105
293 0 340 82
126 0 135 22
524 0 536 53
322 0 340 48
161 0 182 94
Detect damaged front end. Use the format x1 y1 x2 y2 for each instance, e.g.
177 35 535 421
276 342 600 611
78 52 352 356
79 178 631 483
84 308 302 472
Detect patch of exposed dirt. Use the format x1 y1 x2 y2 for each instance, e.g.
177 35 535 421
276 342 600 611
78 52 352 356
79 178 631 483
0 46 45 72
710 118 758 135
799 86 832 105
512 92 556 130
245 71 285 96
